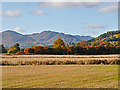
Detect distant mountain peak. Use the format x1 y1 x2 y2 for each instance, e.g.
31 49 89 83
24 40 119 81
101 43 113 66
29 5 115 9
1 30 93 48
3 30 20 34
4 30 16 32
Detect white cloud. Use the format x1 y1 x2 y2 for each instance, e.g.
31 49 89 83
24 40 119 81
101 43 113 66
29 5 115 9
83 24 106 29
80 2 101 8
34 9 46 15
98 3 118 13
2 10 21 17
39 2 101 9
13 26 24 32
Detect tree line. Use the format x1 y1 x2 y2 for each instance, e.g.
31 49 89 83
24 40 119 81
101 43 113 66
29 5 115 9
1 38 120 55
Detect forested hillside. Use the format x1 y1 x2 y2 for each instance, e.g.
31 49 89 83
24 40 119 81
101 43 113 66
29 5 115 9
88 30 120 46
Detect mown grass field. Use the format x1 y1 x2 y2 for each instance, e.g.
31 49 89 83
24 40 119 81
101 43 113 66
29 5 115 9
2 65 118 88
1 55 119 88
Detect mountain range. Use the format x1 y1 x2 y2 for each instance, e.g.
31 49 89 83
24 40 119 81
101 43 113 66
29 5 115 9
1 30 93 48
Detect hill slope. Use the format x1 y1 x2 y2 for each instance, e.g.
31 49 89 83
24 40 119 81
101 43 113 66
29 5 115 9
27 31 93 46
88 30 120 46
1 30 93 48
1 30 35 48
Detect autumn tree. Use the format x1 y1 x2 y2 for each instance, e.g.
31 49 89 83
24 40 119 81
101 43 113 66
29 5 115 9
76 42 80 46
14 43 20 48
52 38 65 48
33 46 44 54
80 41 88 48
8 43 20 54
28 48 35 54
20 48 25 53
24 48 29 54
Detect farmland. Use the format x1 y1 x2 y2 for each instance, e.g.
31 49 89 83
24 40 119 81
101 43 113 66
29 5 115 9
2 65 118 88
1 54 119 88
1 54 119 65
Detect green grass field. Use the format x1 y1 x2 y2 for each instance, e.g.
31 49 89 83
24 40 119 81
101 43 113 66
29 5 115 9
2 65 118 88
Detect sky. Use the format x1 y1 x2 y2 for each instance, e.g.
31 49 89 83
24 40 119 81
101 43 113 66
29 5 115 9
1 1 118 37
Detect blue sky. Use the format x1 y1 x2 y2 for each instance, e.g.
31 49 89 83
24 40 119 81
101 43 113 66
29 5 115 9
1 2 118 37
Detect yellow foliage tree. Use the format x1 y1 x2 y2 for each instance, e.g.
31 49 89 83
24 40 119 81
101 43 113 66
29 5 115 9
52 38 65 48
7 43 20 54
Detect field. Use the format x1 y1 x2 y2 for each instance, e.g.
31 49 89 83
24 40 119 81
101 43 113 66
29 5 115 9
1 54 119 65
1 54 119 88
2 65 118 88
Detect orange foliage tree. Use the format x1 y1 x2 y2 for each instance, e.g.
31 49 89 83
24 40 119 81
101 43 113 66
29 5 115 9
52 38 65 48
80 41 88 48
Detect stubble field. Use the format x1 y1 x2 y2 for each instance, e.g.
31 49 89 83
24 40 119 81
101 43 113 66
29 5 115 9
1 54 119 88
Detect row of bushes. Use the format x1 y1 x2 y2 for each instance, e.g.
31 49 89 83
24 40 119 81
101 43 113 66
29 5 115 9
1 59 120 66
5 41 120 55
22 45 120 55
